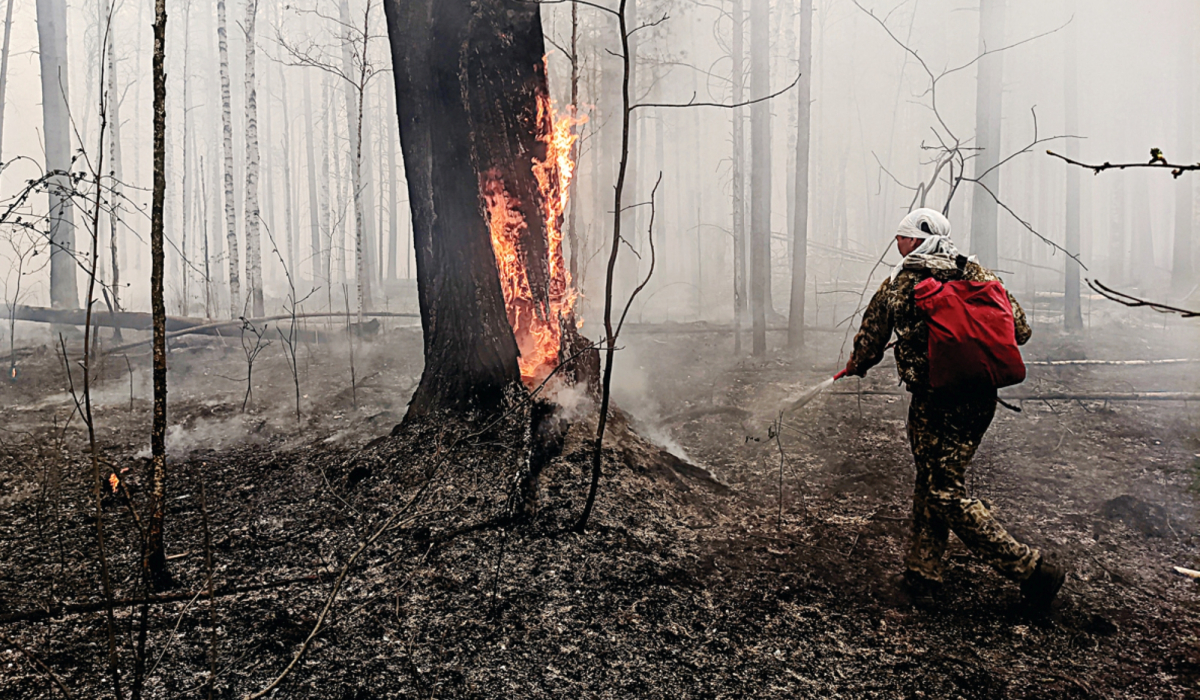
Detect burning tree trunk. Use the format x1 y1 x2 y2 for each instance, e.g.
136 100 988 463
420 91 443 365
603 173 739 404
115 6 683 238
383 0 581 416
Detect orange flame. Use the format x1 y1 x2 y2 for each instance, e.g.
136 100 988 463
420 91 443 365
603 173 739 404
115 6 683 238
108 473 120 493
484 90 585 388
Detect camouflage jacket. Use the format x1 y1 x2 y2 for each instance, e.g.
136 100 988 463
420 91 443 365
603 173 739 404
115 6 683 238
847 254 1032 391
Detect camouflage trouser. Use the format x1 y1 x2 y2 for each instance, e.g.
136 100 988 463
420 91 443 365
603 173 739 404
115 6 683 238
904 389 1039 583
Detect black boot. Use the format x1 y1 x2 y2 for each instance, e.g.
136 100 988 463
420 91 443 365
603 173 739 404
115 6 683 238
1021 556 1066 608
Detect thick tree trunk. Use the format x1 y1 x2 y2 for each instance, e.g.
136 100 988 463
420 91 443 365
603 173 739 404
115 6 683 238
749 0 770 355
36 0 78 310
566 0 579 282
0 0 15 166
384 0 565 415
1062 3 1082 331
244 0 264 318
787 0 813 350
147 0 170 588
970 0 1004 269
217 0 239 318
731 0 747 354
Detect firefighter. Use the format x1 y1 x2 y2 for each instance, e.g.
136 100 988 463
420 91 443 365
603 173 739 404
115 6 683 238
843 208 1066 608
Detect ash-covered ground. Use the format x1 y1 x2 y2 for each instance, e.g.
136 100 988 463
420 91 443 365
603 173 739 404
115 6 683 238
0 307 1197 698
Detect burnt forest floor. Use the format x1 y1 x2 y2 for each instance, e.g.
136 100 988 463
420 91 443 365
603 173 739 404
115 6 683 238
1 308 1198 699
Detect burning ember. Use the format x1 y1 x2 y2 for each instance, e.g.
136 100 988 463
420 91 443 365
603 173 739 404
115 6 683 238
484 90 584 388
108 467 129 494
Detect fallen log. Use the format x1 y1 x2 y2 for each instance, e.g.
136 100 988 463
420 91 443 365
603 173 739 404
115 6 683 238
0 574 321 626
2 308 421 360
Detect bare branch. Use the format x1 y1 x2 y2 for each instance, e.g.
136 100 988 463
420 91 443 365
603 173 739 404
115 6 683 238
1046 147 1200 178
1087 279 1199 318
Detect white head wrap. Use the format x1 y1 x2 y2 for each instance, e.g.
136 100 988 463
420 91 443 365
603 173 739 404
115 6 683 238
891 208 970 281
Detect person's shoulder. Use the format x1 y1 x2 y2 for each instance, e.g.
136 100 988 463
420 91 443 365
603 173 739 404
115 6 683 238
961 260 999 283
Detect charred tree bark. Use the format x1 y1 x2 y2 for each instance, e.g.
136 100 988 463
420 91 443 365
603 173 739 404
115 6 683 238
384 0 561 416
147 0 171 589
787 0 813 350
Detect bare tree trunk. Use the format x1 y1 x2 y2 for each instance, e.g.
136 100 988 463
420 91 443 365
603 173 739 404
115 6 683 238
180 2 192 317
147 0 171 589
218 0 239 318
340 0 374 316
731 0 747 354
566 0 579 281
321 77 334 293
303 68 323 286
1108 177 1125 284
749 0 770 355
244 0 264 318
36 0 78 310
1171 7 1195 296
1062 1 1082 331
787 0 813 350
281 68 296 278
386 89 399 281
201 155 212 318
970 0 1004 269
106 11 123 321
0 0 16 166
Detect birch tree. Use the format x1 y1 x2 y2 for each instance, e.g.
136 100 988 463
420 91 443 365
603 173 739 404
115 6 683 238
218 0 240 317
245 0 264 317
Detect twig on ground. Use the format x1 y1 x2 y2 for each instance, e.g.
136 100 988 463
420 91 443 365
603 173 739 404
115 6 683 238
0 631 74 699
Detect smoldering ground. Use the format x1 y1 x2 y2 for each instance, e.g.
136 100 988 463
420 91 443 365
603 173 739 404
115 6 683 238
0 302 1196 698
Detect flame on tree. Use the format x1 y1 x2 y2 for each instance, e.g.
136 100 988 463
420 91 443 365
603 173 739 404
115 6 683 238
383 0 590 416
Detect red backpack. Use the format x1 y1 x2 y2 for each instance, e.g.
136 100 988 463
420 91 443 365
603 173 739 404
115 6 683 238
913 277 1026 390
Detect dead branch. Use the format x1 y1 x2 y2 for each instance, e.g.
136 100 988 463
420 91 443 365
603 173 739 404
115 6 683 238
1047 147 1200 178
1086 279 1199 318
0 631 74 699
0 575 322 626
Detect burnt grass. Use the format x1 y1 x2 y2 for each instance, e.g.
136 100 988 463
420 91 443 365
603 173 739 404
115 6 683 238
1 316 1198 698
